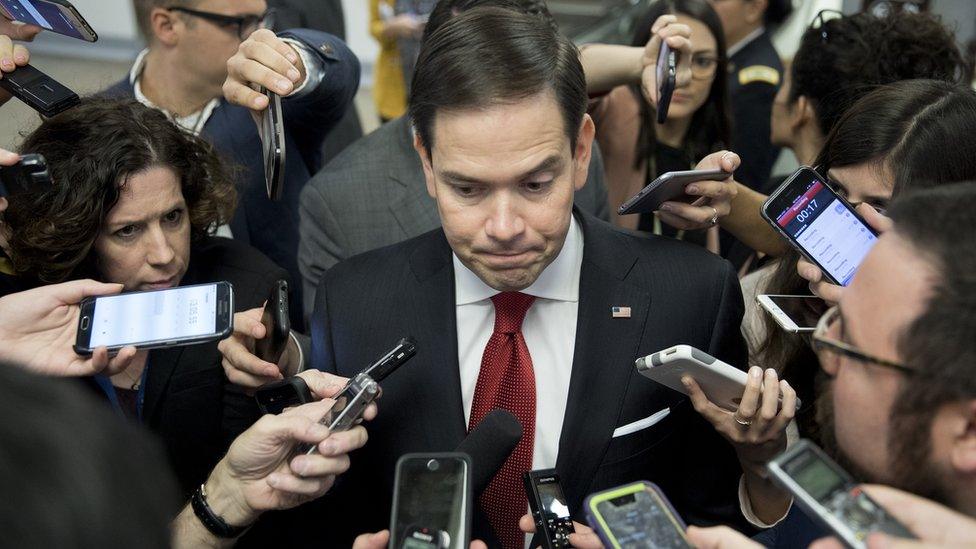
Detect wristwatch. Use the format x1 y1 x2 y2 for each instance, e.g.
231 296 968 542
190 483 248 539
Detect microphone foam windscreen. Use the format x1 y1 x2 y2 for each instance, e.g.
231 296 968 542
456 409 523 496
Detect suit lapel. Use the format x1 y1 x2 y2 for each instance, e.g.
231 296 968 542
143 346 186 423
556 213 651 509
407 230 467 450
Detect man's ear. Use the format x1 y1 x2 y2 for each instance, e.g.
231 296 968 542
572 114 595 192
413 132 437 199
150 7 181 47
949 400 976 475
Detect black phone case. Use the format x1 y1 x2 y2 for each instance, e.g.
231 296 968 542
656 51 676 124
0 64 80 118
388 453 473 549
0 154 52 197
525 469 575 549
761 167 878 286
254 376 312 414
255 280 290 364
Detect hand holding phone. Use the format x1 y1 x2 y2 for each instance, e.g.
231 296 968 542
0 153 52 197
0 63 79 117
0 0 96 41
618 168 731 215
389 453 472 549
524 469 575 548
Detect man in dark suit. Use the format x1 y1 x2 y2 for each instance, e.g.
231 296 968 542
107 0 360 326
293 8 760 548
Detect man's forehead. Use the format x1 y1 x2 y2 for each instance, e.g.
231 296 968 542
844 232 937 348
197 0 266 14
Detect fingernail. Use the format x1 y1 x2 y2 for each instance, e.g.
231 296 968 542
287 52 298 64
687 185 700 194
288 68 300 81
1 58 12 69
766 368 776 377
749 366 762 379
14 55 26 64
659 203 673 212
252 97 265 109
681 376 692 388
278 80 292 93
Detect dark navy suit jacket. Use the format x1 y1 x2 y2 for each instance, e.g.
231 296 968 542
105 29 360 328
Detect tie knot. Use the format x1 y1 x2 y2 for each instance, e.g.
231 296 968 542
491 292 535 334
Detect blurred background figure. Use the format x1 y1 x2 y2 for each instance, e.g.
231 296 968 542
370 0 435 122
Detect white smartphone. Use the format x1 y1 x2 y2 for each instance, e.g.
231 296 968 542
73 282 234 354
635 344 799 411
756 294 827 333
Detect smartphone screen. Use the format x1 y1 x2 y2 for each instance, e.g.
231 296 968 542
0 0 92 40
594 487 691 548
761 295 827 331
391 455 470 549
767 170 878 285
84 283 225 349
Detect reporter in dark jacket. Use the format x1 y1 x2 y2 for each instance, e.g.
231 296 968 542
3 99 287 495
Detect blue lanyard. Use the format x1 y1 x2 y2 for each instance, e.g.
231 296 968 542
94 358 149 422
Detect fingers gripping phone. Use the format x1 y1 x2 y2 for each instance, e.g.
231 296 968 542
74 282 234 354
0 153 52 197
762 167 879 286
635 344 800 411
618 168 731 215
0 63 80 118
767 440 916 549
257 87 286 201
524 469 575 549
757 294 827 333
0 0 97 41
254 279 290 364
656 41 676 124
295 337 418 455
389 453 472 549
254 376 312 415
585 481 692 549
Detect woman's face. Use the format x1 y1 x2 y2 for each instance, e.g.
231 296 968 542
94 166 191 291
666 14 719 121
827 162 892 211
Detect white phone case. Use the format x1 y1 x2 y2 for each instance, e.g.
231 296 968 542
635 345 747 411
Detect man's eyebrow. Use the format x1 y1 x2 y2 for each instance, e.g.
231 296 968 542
439 155 564 185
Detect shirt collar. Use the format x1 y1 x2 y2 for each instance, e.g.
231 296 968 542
130 48 220 136
727 26 765 58
453 214 584 305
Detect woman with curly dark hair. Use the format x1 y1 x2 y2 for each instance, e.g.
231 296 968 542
2 98 290 496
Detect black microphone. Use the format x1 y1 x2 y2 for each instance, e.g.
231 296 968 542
456 409 523 496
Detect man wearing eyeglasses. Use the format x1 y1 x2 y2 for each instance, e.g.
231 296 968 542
683 183 976 548
106 0 360 329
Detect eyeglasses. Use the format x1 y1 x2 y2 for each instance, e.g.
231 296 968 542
166 6 274 40
691 54 719 80
813 164 889 214
812 306 913 375
866 0 926 17
811 9 844 43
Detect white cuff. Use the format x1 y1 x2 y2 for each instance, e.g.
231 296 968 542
738 475 791 529
280 38 324 98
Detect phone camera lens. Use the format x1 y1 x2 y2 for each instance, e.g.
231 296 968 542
426 459 440 471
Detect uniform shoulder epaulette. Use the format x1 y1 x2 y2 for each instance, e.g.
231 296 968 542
738 65 780 86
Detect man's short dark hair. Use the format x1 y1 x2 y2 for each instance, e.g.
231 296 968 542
409 7 586 156
423 0 558 43
886 183 976 503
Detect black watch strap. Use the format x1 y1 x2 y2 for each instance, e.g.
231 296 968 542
190 483 248 539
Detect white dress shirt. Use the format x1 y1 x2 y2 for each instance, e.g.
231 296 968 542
455 216 584 471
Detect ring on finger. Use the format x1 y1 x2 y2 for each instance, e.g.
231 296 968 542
733 413 752 427
708 206 718 226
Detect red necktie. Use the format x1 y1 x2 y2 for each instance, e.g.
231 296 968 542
468 291 536 549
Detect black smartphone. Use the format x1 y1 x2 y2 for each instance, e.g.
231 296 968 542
74 282 234 355
618 168 731 215
255 376 312 415
389 453 472 549
768 440 916 549
0 0 97 41
524 469 575 549
296 337 418 455
0 153 52 197
761 167 879 286
254 279 290 365
257 87 286 201
656 41 676 124
0 64 79 118
584 481 692 549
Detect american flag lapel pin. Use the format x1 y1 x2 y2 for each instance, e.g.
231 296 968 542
611 306 632 318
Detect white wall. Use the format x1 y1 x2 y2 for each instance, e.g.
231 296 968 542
342 0 379 70
71 0 138 41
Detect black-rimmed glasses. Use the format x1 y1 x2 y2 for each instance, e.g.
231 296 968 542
166 6 273 40
812 306 913 375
